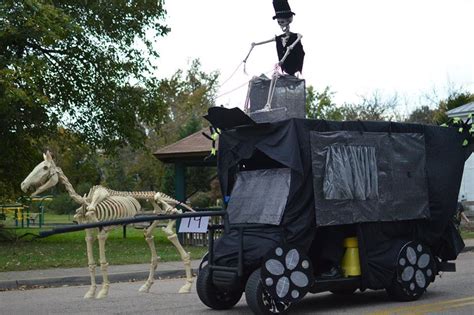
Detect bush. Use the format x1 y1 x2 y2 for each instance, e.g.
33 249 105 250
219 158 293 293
189 191 212 208
47 193 78 215
0 227 17 242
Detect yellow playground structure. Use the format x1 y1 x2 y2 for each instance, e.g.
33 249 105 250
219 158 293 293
0 196 53 228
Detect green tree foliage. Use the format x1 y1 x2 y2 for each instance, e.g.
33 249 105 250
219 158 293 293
339 92 399 121
406 106 437 124
153 60 219 197
305 86 342 120
92 61 219 203
47 192 77 215
45 128 101 189
188 191 211 208
158 59 219 141
432 90 474 125
1 0 169 201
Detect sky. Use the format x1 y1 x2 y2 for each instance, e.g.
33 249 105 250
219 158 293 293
151 0 474 116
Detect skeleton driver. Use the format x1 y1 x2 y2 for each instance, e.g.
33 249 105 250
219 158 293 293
247 0 304 77
244 0 305 109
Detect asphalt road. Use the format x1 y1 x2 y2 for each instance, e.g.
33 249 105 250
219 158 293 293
1 251 473 315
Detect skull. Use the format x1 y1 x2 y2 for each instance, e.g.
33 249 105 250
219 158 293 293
21 151 59 196
277 17 293 33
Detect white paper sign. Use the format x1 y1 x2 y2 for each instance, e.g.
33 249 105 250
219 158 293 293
178 216 210 233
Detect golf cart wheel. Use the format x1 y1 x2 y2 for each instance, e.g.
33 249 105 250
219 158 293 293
386 278 423 302
196 266 243 310
245 268 291 315
386 241 434 302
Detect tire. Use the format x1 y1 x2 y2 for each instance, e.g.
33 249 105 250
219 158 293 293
196 266 243 310
386 241 434 302
198 252 209 271
386 278 423 302
245 268 291 315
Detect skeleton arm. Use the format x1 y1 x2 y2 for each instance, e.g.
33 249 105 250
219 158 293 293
252 37 276 47
243 37 276 63
279 33 302 66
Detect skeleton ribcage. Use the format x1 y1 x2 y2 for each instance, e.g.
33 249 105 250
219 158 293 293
95 196 141 221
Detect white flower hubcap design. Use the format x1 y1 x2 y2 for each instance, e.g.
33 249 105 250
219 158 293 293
397 242 434 297
262 246 314 303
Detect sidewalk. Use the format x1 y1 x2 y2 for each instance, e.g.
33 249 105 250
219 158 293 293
0 259 201 291
1 240 473 291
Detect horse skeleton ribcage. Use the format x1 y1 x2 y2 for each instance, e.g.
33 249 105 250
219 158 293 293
95 196 141 221
84 186 193 218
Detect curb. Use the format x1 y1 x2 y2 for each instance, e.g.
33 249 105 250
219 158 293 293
0 268 195 291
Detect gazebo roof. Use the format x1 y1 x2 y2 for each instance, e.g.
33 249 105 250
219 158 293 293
153 129 217 164
447 101 474 118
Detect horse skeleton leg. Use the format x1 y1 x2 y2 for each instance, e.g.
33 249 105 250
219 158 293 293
139 219 161 293
163 220 193 293
96 229 110 299
84 228 97 299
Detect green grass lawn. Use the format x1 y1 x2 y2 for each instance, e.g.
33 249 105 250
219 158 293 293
0 226 207 272
461 230 474 239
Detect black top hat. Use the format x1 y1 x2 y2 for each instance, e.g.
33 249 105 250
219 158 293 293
272 0 295 20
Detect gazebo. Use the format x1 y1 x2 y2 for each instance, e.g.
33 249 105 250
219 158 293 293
153 129 217 202
446 101 474 120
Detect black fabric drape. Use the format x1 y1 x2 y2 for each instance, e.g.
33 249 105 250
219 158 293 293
213 117 467 288
275 32 305 75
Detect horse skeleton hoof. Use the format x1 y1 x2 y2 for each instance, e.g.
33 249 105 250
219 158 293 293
83 287 96 299
178 282 192 293
96 288 109 299
139 283 151 293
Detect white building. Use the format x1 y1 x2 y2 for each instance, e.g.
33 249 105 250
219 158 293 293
447 101 474 212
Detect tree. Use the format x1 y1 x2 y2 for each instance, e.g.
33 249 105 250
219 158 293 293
1 0 169 200
153 60 219 198
95 60 219 201
157 59 219 142
406 106 437 124
432 90 474 125
305 86 342 120
339 92 399 121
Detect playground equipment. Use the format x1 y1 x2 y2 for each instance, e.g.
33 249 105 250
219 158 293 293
0 196 52 228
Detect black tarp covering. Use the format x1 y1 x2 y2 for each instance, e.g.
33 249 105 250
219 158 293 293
311 131 430 226
247 75 306 121
227 168 291 225
323 145 379 201
212 117 467 288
